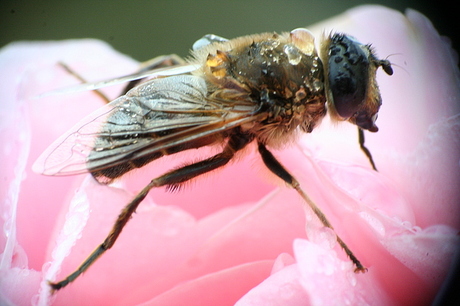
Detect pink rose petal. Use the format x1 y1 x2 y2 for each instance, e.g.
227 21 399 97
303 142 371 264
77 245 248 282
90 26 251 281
1 5 459 306
236 261 310 305
141 261 274 306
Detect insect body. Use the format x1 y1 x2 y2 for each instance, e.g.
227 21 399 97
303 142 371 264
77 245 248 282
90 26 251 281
34 28 392 291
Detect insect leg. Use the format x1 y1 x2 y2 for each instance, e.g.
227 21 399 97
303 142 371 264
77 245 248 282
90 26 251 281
58 62 112 103
49 133 253 292
59 54 185 104
358 128 377 171
257 143 367 273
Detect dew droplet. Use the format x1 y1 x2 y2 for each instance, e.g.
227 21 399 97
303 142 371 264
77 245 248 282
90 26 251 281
290 28 316 55
311 79 323 92
284 45 302 65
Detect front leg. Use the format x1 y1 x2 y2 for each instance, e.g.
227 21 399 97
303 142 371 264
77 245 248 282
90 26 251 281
358 127 378 171
257 142 366 273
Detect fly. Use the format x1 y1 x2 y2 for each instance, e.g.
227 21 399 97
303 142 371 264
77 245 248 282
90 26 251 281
33 28 393 292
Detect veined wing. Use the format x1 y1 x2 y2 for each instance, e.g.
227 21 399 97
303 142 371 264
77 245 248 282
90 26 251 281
35 62 200 98
33 75 260 176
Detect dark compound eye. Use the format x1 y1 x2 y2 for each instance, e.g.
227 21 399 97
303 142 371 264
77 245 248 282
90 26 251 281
327 34 370 119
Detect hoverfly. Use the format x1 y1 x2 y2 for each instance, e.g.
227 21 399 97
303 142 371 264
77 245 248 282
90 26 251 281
33 28 393 292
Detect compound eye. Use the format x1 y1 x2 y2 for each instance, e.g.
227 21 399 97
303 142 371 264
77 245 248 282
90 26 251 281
328 34 369 119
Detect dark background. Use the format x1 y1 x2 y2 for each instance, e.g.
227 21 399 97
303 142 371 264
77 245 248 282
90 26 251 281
1 0 456 61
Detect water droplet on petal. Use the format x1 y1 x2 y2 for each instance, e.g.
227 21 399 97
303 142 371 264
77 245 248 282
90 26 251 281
359 212 385 237
309 226 337 249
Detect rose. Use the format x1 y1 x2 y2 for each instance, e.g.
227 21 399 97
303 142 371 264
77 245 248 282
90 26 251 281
1 5 459 305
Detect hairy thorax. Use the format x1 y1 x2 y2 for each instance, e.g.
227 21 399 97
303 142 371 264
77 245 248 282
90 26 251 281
194 31 327 148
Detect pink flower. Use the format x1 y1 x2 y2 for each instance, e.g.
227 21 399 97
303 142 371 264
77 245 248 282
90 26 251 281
1 5 459 305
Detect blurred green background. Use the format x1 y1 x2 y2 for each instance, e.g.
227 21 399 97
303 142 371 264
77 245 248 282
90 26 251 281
1 0 455 61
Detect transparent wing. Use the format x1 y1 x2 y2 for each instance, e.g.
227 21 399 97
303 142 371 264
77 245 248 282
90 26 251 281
33 75 259 176
35 63 200 98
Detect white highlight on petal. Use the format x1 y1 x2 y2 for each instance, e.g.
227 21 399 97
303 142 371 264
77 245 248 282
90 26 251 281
36 175 91 305
359 211 386 237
